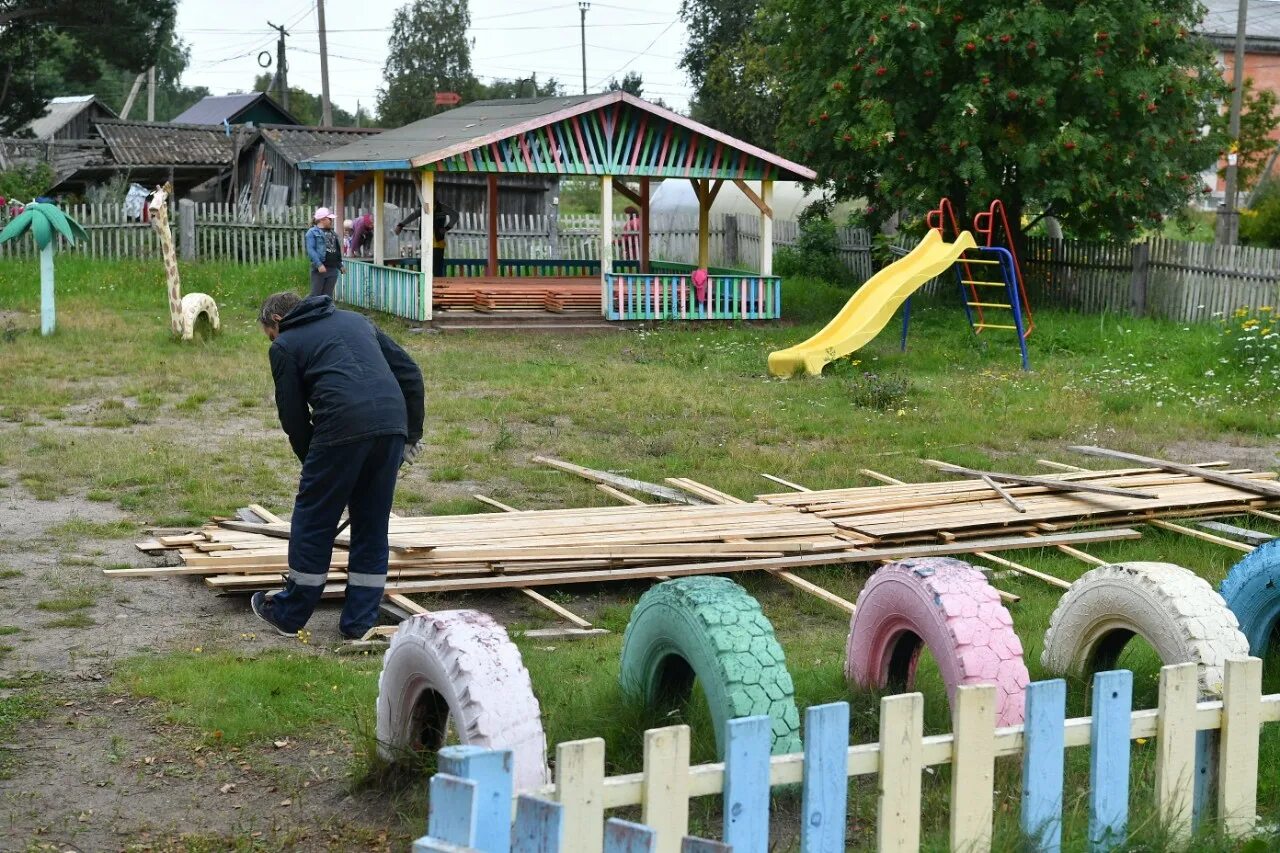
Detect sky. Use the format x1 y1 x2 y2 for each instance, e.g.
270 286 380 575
175 0 695 118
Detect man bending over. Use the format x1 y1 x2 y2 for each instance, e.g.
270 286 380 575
252 292 425 639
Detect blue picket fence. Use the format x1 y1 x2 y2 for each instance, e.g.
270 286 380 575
411 660 1275 853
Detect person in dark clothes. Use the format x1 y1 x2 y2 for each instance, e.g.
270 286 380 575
395 201 456 276
304 207 344 297
349 211 375 257
251 292 425 640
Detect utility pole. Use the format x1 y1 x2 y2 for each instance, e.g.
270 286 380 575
268 20 290 110
316 0 333 125
1218 0 1249 245
120 70 146 120
146 66 156 121
579 2 590 94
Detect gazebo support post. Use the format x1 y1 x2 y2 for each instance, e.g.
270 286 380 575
760 179 773 275
372 170 386 265
486 174 498 277
640 177 650 273
334 169 345 252
419 170 434 320
695 179 709 268
599 173 613 317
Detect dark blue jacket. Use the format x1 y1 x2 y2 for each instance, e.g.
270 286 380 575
268 296 424 461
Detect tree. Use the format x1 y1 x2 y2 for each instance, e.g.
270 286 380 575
769 0 1229 242
679 0 780 147
252 74 358 126
1231 78 1280 192
608 71 645 97
377 0 474 127
0 0 176 134
472 75 561 101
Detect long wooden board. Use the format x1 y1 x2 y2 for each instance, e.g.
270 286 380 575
1067 447 1280 498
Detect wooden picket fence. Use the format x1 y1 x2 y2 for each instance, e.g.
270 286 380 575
413 659 1274 853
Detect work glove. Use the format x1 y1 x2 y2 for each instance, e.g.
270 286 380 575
401 441 421 469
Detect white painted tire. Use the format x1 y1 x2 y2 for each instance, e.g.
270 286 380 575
376 610 549 789
1041 562 1248 696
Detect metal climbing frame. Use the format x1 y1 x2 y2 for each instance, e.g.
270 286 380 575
954 245 1031 371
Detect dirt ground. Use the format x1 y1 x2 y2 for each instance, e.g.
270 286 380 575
0 471 421 852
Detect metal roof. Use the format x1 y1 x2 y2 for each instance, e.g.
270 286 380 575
170 93 298 126
1200 0 1280 48
24 95 117 140
298 92 816 181
95 120 251 166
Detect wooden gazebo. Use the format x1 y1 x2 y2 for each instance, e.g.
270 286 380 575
298 92 816 321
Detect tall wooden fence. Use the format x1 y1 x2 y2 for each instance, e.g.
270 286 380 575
412 659 1270 853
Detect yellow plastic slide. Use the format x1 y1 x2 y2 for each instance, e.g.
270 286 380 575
768 228 978 377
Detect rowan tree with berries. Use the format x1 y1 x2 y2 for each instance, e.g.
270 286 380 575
768 0 1231 242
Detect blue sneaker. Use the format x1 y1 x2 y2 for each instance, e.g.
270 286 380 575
250 592 295 638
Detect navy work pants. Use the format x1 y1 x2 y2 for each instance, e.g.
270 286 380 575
269 433 404 637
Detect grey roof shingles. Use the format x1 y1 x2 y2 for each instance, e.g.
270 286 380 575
95 120 249 166
257 124 381 164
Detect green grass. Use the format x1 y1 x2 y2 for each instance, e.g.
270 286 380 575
43 613 96 628
35 584 99 612
2 256 1280 846
116 650 381 746
0 692 46 778
0 626 18 636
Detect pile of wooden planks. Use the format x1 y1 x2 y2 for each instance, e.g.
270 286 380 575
433 282 599 312
121 449 1280 621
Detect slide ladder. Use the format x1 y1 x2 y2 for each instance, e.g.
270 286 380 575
953 244 1030 371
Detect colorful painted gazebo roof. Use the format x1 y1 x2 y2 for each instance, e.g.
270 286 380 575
298 92 816 181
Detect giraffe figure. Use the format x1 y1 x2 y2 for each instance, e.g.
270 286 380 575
149 184 220 341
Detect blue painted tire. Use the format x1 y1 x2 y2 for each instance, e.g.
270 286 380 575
1219 540 1280 656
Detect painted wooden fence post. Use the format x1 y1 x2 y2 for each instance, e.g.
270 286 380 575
556 738 606 853
950 684 996 852
879 692 924 853
512 794 564 853
642 725 691 853
801 702 850 853
605 818 658 853
722 715 772 853
414 773 481 852
1021 679 1067 853
178 199 196 261
439 746 513 853
1155 663 1197 845
1128 241 1150 317
680 840 731 853
1218 656 1263 837
1089 670 1133 852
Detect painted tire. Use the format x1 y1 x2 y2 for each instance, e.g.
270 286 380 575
845 557 1029 726
619 577 802 756
1219 540 1280 656
376 610 550 790
1042 562 1248 696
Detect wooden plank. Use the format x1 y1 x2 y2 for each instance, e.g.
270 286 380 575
759 473 811 492
1148 519 1255 553
597 484 649 506
877 693 923 853
534 456 709 505
439 747 514 853
378 529 1144 594
512 796 564 853
768 569 857 614
1021 679 1067 853
926 460 1160 500
603 819 657 853
1155 663 1197 847
722 715 771 853
1068 446 1280 498
426 774 479 848
475 494 520 513
860 468 905 485
950 685 996 853
1218 656 1262 836
1248 508 1280 524
1193 520 1274 545
519 627 610 640
1089 670 1133 852
974 550 1071 590
556 738 606 853
982 474 1027 513
246 503 284 525
387 593 429 615
521 588 593 629
641 725 690 853
801 702 849 853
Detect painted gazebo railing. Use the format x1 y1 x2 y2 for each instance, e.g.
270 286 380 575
605 271 781 321
338 259 428 321
411 660 1273 853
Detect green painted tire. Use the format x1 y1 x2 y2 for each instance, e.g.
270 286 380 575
619 576 802 756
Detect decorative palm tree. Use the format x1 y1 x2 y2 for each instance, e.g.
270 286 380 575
0 202 88 335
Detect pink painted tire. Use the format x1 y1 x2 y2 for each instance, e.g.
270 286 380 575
845 557 1029 725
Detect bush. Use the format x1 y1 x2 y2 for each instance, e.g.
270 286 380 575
775 209 851 285
0 163 54 206
1239 181 1280 248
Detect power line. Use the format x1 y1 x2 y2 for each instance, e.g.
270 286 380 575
591 18 679 88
